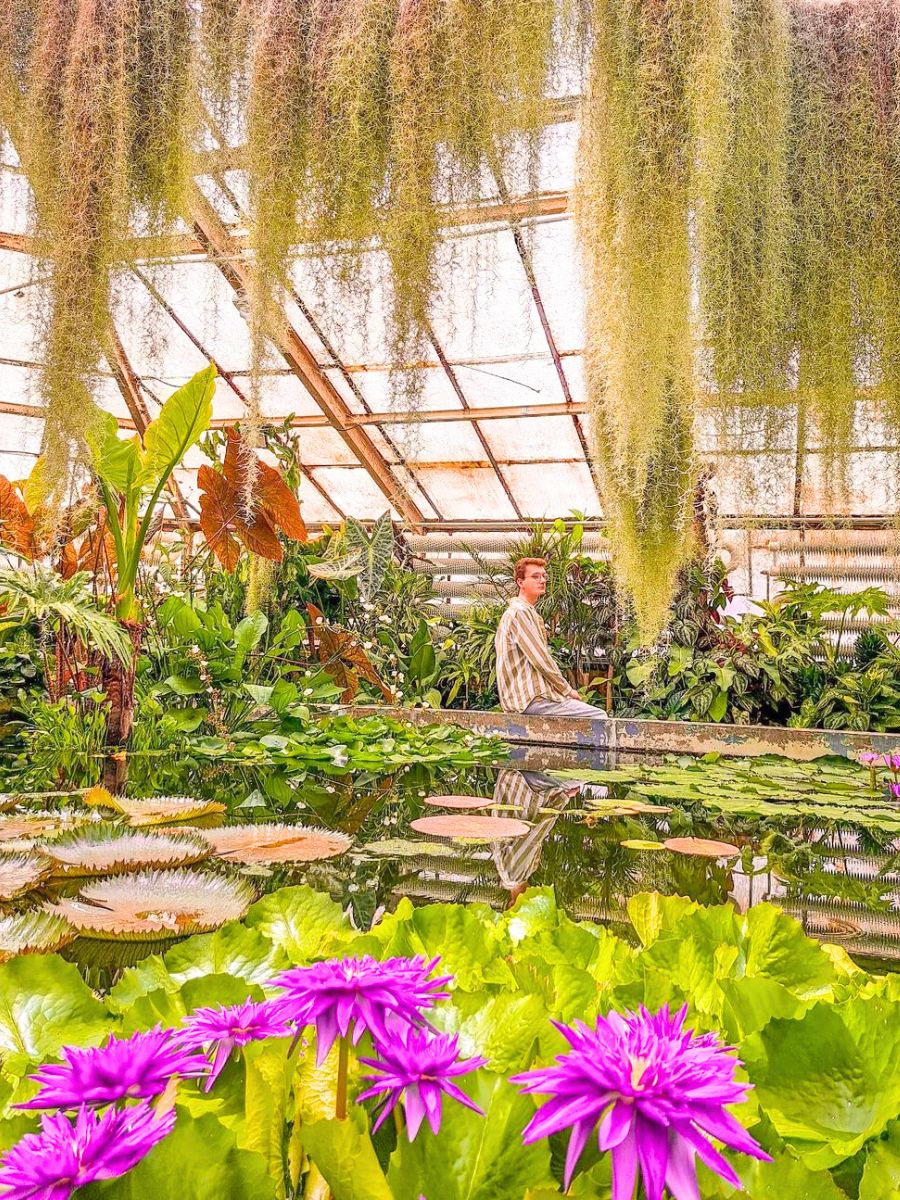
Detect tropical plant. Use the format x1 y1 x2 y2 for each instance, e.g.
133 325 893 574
0 567 131 700
0 886 896 1200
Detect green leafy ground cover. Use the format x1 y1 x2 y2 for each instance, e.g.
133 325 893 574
553 754 900 834
0 885 898 1198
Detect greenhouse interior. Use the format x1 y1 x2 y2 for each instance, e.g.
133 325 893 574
3 1 900 1197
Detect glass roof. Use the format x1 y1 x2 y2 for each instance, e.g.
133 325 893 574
0 117 896 531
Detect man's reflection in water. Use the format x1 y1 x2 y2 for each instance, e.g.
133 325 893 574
490 769 581 906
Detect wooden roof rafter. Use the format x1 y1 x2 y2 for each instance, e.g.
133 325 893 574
130 263 347 521
425 326 524 520
490 170 603 516
187 186 427 527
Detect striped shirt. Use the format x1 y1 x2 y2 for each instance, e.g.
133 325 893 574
494 596 571 712
490 769 569 889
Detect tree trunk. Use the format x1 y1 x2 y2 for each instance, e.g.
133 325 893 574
101 620 143 792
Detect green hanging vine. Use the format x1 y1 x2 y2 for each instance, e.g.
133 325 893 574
0 0 195 507
576 0 731 640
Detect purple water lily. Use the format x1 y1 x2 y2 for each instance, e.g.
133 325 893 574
357 1026 486 1138
271 955 452 1065
18 1030 209 1110
512 1005 770 1200
858 752 883 767
890 782 900 800
0 1102 175 1199
176 1000 292 1090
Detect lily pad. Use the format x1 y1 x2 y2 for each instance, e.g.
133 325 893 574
121 796 227 826
410 814 530 841
360 839 458 859
423 795 494 810
0 911 75 963
620 839 666 852
198 823 352 864
0 852 52 900
46 869 254 940
45 827 211 877
663 837 740 859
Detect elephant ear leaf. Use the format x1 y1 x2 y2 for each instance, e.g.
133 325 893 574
138 364 216 490
88 410 141 495
344 512 393 602
0 477 36 559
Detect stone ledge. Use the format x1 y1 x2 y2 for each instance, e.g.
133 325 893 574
345 705 900 762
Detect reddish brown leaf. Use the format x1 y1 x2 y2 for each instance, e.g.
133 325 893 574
235 510 283 561
256 461 306 541
0 477 35 559
223 426 305 542
198 465 242 571
307 603 392 703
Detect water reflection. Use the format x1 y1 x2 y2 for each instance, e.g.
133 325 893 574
3 745 900 969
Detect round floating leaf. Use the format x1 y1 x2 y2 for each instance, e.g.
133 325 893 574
663 837 740 859
198 823 352 864
410 814 530 841
119 796 227 826
0 814 87 848
423 795 494 810
586 799 672 816
45 826 211 877
0 852 51 900
361 839 458 859
0 911 75 963
620 839 666 852
46 869 254 941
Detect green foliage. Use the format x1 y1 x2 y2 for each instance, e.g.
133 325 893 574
0 568 131 667
2 886 900 1198
90 364 216 621
0 0 195 505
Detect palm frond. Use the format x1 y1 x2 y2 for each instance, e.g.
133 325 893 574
0 567 131 665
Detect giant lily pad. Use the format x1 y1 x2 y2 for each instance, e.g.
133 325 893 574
46 869 254 940
0 814 88 848
45 826 210 877
663 837 740 859
423 795 494 810
83 788 226 825
198 824 352 864
0 911 75 963
0 852 52 900
410 814 530 841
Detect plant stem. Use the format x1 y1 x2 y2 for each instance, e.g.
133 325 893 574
335 1035 350 1121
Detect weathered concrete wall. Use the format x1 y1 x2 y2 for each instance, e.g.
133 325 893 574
347 706 900 761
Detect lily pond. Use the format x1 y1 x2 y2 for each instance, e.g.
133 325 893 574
2 738 900 974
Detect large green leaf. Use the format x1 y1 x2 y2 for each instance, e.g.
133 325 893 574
344 512 394 602
432 993 548 1073
242 1039 297 1200
243 885 353 963
108 924 288 1011
301 1112 394 1200
743 998 900 1169
82 1109 278 1200
700 1151 847 1199
387 1073 554 1200
88 411 141 495
234 611 268 670
860 1118 900 1199
368 899 514 990
138 364 216 490
0 955 114 1079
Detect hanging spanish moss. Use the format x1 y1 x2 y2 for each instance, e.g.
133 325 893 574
242 0 557 411
789 0 900 479
701 0 792 398
576 0 730 639
1 0 196 506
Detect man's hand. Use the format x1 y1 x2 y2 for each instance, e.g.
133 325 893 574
566 687 581 700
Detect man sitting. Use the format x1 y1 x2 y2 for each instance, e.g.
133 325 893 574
494 557 608 718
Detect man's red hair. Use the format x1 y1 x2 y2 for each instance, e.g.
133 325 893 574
514 557 547 584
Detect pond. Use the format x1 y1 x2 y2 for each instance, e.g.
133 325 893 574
2 738 900 973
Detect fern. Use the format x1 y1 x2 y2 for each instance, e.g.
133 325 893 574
0 567 131 665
